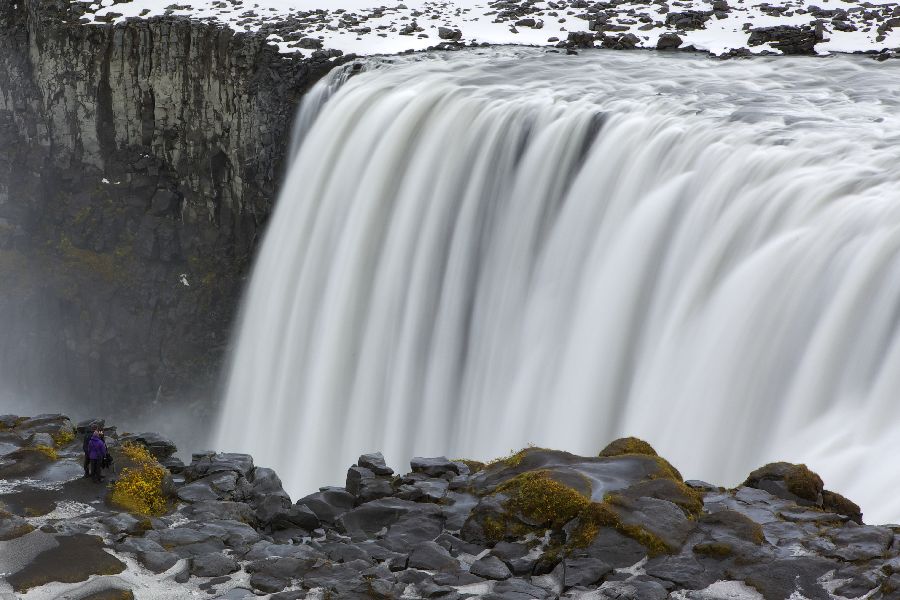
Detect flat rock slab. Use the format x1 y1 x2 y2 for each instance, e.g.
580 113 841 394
6 534 126 593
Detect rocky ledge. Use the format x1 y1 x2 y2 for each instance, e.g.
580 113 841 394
0 415 896 600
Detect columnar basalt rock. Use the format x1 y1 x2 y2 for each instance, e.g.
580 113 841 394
0 2 344 413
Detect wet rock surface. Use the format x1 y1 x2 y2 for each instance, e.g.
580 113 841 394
1 416 899 599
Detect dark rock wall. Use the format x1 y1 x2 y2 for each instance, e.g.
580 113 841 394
0 1 338 415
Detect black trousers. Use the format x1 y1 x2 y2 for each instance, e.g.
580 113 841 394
84 453 90 475
90 458 103 482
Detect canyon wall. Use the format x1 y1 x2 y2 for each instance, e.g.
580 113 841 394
0 1 341 417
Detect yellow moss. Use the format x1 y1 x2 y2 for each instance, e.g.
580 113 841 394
623 479 704 518
693 542 733 558
498 470 591 530
487 444 538 468
822 490 862 523
646 456 683 482
32 445 59 461
110 443 169 516
482 515 506 542
51 428 75 448
784 464 824 502
453 459 486 474
570 499 672 557
599 437 658 458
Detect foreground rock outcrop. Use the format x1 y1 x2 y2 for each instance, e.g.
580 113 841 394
0 415 896 599
0 2 344 415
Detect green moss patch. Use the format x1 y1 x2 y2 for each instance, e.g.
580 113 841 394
454 459 487 474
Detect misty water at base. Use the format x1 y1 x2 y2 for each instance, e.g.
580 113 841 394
0 387 212 463
218 48 898 523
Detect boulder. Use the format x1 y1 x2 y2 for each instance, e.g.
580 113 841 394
297 487 356 524
184 452 254 481
665 10 712 29
470 555 512 580
358 452 394 476
338 497 442 541
249 572 288 594
138 550 179 574
408 540 459 572
346 465 393 503
190 552 239 577
438 27 462 40
410 456 463 478
743 462 823 506
657 32 683 50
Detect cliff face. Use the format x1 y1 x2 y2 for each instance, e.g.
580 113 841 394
0 1 340 416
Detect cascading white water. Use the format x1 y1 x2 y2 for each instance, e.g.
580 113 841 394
216 49 900 523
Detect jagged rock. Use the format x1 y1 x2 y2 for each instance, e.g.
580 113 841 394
267 503 321 532
567 31 596 48
191 552 239 577
138 550 179 574
470 555 513 580
100 513 150 537
410 456 463 478
181 501 258 525
338 497 443 541
562 557 613 587
823 524 893 561
747 25 822 54
665 10 712 29
657 32 683 50
743 462 823 506
250 572 289 593
408 541 460 572
297 487 356 524
346 465 394 503
184 453 255 481
119 433 178 461
358 452 394 476
438 27 462 40
589 579 669 599
177 471 246 503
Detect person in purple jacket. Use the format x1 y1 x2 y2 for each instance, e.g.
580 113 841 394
87 431 108 483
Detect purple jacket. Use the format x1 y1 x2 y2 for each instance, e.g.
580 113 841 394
87 436 107 461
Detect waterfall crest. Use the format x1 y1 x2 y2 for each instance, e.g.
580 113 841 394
216 50 900 523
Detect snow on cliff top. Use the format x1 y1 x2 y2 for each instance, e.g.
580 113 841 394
71 0 900 57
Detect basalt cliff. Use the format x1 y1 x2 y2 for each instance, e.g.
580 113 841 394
0 1 343 417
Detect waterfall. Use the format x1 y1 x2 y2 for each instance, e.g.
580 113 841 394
216 49 900 523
